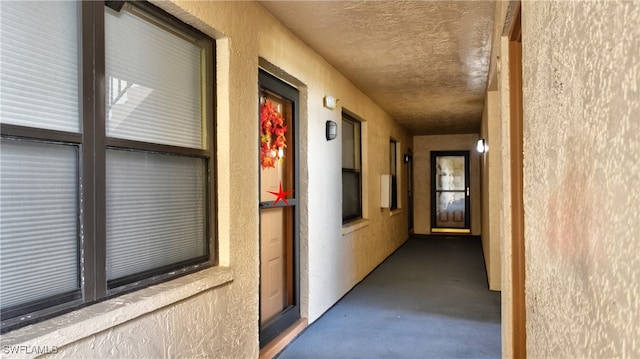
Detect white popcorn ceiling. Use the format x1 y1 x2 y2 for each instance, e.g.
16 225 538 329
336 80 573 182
259 0 495 135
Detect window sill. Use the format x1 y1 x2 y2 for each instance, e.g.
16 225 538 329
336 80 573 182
389 209 403 217
342 218 369 235
0 266 233 355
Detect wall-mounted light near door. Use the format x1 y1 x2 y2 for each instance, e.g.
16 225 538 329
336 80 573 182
476 139 488 153
326 120 337 141
323 95 337 110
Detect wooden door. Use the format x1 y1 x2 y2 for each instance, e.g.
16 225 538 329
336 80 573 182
258 70 299 347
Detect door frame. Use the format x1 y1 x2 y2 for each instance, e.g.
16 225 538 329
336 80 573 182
430 150 471 233
508 5 526 357
407 149 414 232
258 70 300 348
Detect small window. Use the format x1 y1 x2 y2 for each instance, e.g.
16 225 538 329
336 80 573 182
390 139 398 210
0 1 215 332
342 113 362 222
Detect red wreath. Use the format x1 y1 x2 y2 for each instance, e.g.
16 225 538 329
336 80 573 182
260 100 287 168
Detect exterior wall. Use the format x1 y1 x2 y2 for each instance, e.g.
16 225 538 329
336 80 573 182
480 90 502 291
413 134 482 236
0 1 410 358
522 1 640 358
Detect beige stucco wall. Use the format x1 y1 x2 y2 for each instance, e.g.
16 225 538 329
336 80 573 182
0 1 410 358
480 90 501 291
522 1 640 358
413 134 481 236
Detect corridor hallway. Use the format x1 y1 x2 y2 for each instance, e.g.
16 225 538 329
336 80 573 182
276 236 501 359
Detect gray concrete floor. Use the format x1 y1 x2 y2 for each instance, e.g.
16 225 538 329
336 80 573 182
277 235 501 359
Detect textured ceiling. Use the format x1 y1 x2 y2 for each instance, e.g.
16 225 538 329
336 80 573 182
259 1 495 135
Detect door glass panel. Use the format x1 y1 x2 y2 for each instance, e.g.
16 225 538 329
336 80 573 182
259 91 294 203
435 156 465 191
435 192 467 228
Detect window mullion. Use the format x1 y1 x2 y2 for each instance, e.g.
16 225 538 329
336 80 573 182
94 0 108 300
81 1 107 302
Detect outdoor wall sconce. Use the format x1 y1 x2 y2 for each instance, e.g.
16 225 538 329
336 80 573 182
323 95 337 110
326 120 337 141
403 154 411 163
476 139 488 153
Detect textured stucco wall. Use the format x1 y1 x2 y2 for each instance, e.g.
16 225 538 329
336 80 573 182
0 1 410 358
522 1 640 357
413 134 481 236
46 284 235 358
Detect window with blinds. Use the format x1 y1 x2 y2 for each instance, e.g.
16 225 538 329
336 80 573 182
390 139 399 210
342 113 362 223
0 1 215 332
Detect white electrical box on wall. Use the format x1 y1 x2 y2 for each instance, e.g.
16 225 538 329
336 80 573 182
380 174 391 208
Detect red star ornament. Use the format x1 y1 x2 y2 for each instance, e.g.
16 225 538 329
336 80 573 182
268 182 294 206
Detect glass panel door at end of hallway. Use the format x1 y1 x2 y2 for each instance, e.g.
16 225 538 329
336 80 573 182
431 151 470 234
258 70 300 348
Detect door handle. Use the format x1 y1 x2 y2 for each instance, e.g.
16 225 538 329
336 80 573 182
466 187 470 196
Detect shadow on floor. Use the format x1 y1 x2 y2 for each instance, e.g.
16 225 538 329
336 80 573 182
276 235 501 359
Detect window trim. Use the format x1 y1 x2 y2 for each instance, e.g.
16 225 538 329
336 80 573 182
0 0 216 333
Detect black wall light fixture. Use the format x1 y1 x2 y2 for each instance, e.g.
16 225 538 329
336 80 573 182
326 121 337 141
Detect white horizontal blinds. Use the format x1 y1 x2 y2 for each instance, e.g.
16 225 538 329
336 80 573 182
0 1 79 133
0 140 79 309
105 150 206 281
105 6 204 149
